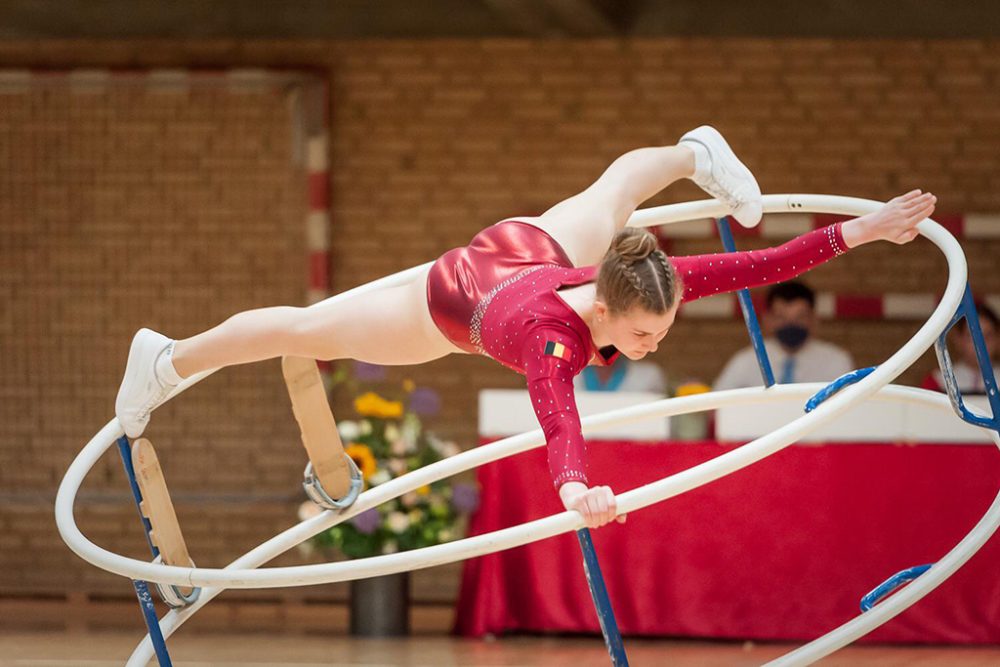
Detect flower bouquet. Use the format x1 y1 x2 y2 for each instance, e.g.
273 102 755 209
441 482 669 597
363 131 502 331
298 365 478 559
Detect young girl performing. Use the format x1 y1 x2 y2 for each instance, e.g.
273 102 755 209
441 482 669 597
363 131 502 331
115 126 936 528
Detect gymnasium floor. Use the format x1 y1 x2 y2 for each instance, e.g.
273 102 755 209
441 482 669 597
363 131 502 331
2 632 1000 667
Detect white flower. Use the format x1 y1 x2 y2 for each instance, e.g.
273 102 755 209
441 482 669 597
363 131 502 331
401 491 418 508
338 420 361 441
427 435 460 458
389 458 407 476
360 420 373 436
381 539 398 554
384 424 401 444
368 469 391 486
387 512 410 534
391 439 409 456
402 414 421 442
437 528 453 542
298 501 323 522
408 508 424 524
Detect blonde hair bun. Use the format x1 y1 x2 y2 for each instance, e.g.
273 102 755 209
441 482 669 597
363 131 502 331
610 228 659 264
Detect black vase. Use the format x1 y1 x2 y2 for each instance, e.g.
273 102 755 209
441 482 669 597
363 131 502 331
349 571 410 637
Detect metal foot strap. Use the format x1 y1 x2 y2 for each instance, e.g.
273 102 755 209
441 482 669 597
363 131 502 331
282 356 363 510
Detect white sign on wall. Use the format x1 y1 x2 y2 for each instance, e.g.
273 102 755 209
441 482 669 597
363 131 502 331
716 395 996 444
478 389 670 440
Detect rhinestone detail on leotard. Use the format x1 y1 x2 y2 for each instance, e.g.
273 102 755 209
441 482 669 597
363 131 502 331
469 264 551 353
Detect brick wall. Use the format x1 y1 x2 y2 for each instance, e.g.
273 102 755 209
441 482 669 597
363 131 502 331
1 38 999 614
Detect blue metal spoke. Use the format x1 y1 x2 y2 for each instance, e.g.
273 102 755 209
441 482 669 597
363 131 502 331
577 529 629 666
716 217 775 387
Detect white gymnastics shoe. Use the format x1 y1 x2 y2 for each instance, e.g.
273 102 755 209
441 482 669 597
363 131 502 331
115 328 182 438
679 125 763 228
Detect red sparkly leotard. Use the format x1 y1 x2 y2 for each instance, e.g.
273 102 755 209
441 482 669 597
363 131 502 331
426 220 849 488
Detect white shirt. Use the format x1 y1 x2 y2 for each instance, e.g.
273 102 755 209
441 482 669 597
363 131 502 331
927 361 1000 394
714 338 855 390
574 360 668 394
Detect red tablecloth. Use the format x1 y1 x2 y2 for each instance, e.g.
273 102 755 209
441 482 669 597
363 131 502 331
455 440 1000 643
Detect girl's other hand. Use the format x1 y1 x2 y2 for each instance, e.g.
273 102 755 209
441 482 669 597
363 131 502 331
842 190 937 248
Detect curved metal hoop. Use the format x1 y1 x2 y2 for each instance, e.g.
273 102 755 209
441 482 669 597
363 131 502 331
55 195 1000 667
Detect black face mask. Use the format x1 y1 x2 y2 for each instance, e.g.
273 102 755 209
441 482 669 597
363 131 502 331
775 324 809 350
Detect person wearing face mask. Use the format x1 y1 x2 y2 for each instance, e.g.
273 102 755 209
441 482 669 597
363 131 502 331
921 303 999 395
713 281 854 390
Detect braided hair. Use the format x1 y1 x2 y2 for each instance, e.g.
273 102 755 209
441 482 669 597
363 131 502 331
596 228 680 315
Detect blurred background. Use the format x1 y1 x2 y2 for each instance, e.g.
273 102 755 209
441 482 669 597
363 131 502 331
2 1 1000 664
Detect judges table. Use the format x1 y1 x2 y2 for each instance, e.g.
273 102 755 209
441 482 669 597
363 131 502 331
455 392 1000 644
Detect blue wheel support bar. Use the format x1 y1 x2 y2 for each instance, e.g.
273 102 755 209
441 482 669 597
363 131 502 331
116 436 173 667
934 284 1000 431
805 367 877 413
716 217 776 387
577 529 629 666
860 564 933 612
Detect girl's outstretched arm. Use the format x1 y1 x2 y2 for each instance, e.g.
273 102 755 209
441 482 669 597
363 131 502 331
673 190 936 303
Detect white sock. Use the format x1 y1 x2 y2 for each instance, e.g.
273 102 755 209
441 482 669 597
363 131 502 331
681 140 712 185
154 342 183 386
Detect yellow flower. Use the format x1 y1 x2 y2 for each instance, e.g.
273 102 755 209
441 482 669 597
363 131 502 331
345 443 377 480
403 379 416 393
675 382 711 397
354 392 404 419
416 485 431 496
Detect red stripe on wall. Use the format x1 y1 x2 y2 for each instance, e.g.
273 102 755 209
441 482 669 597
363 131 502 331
836 294 883 319
309 251 329 291
308 172 329 211
933 213 964 238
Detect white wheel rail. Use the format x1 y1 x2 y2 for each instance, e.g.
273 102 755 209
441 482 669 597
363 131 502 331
54 195 1000 667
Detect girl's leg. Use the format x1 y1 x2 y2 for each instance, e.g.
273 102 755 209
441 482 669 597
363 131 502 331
117 266 462 437
519 127 761 267
172 265 461 377
516 144 696 267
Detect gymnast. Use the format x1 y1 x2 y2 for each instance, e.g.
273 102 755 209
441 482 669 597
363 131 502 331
115 126 936 529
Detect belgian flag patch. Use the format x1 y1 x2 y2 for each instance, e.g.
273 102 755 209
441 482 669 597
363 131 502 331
544 340 571 361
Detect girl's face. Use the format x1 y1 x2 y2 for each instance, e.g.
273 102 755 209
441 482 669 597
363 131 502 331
603 302 679 360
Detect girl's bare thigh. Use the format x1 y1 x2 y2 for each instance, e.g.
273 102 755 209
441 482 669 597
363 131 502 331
504 215 617 268
303 264 467 365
